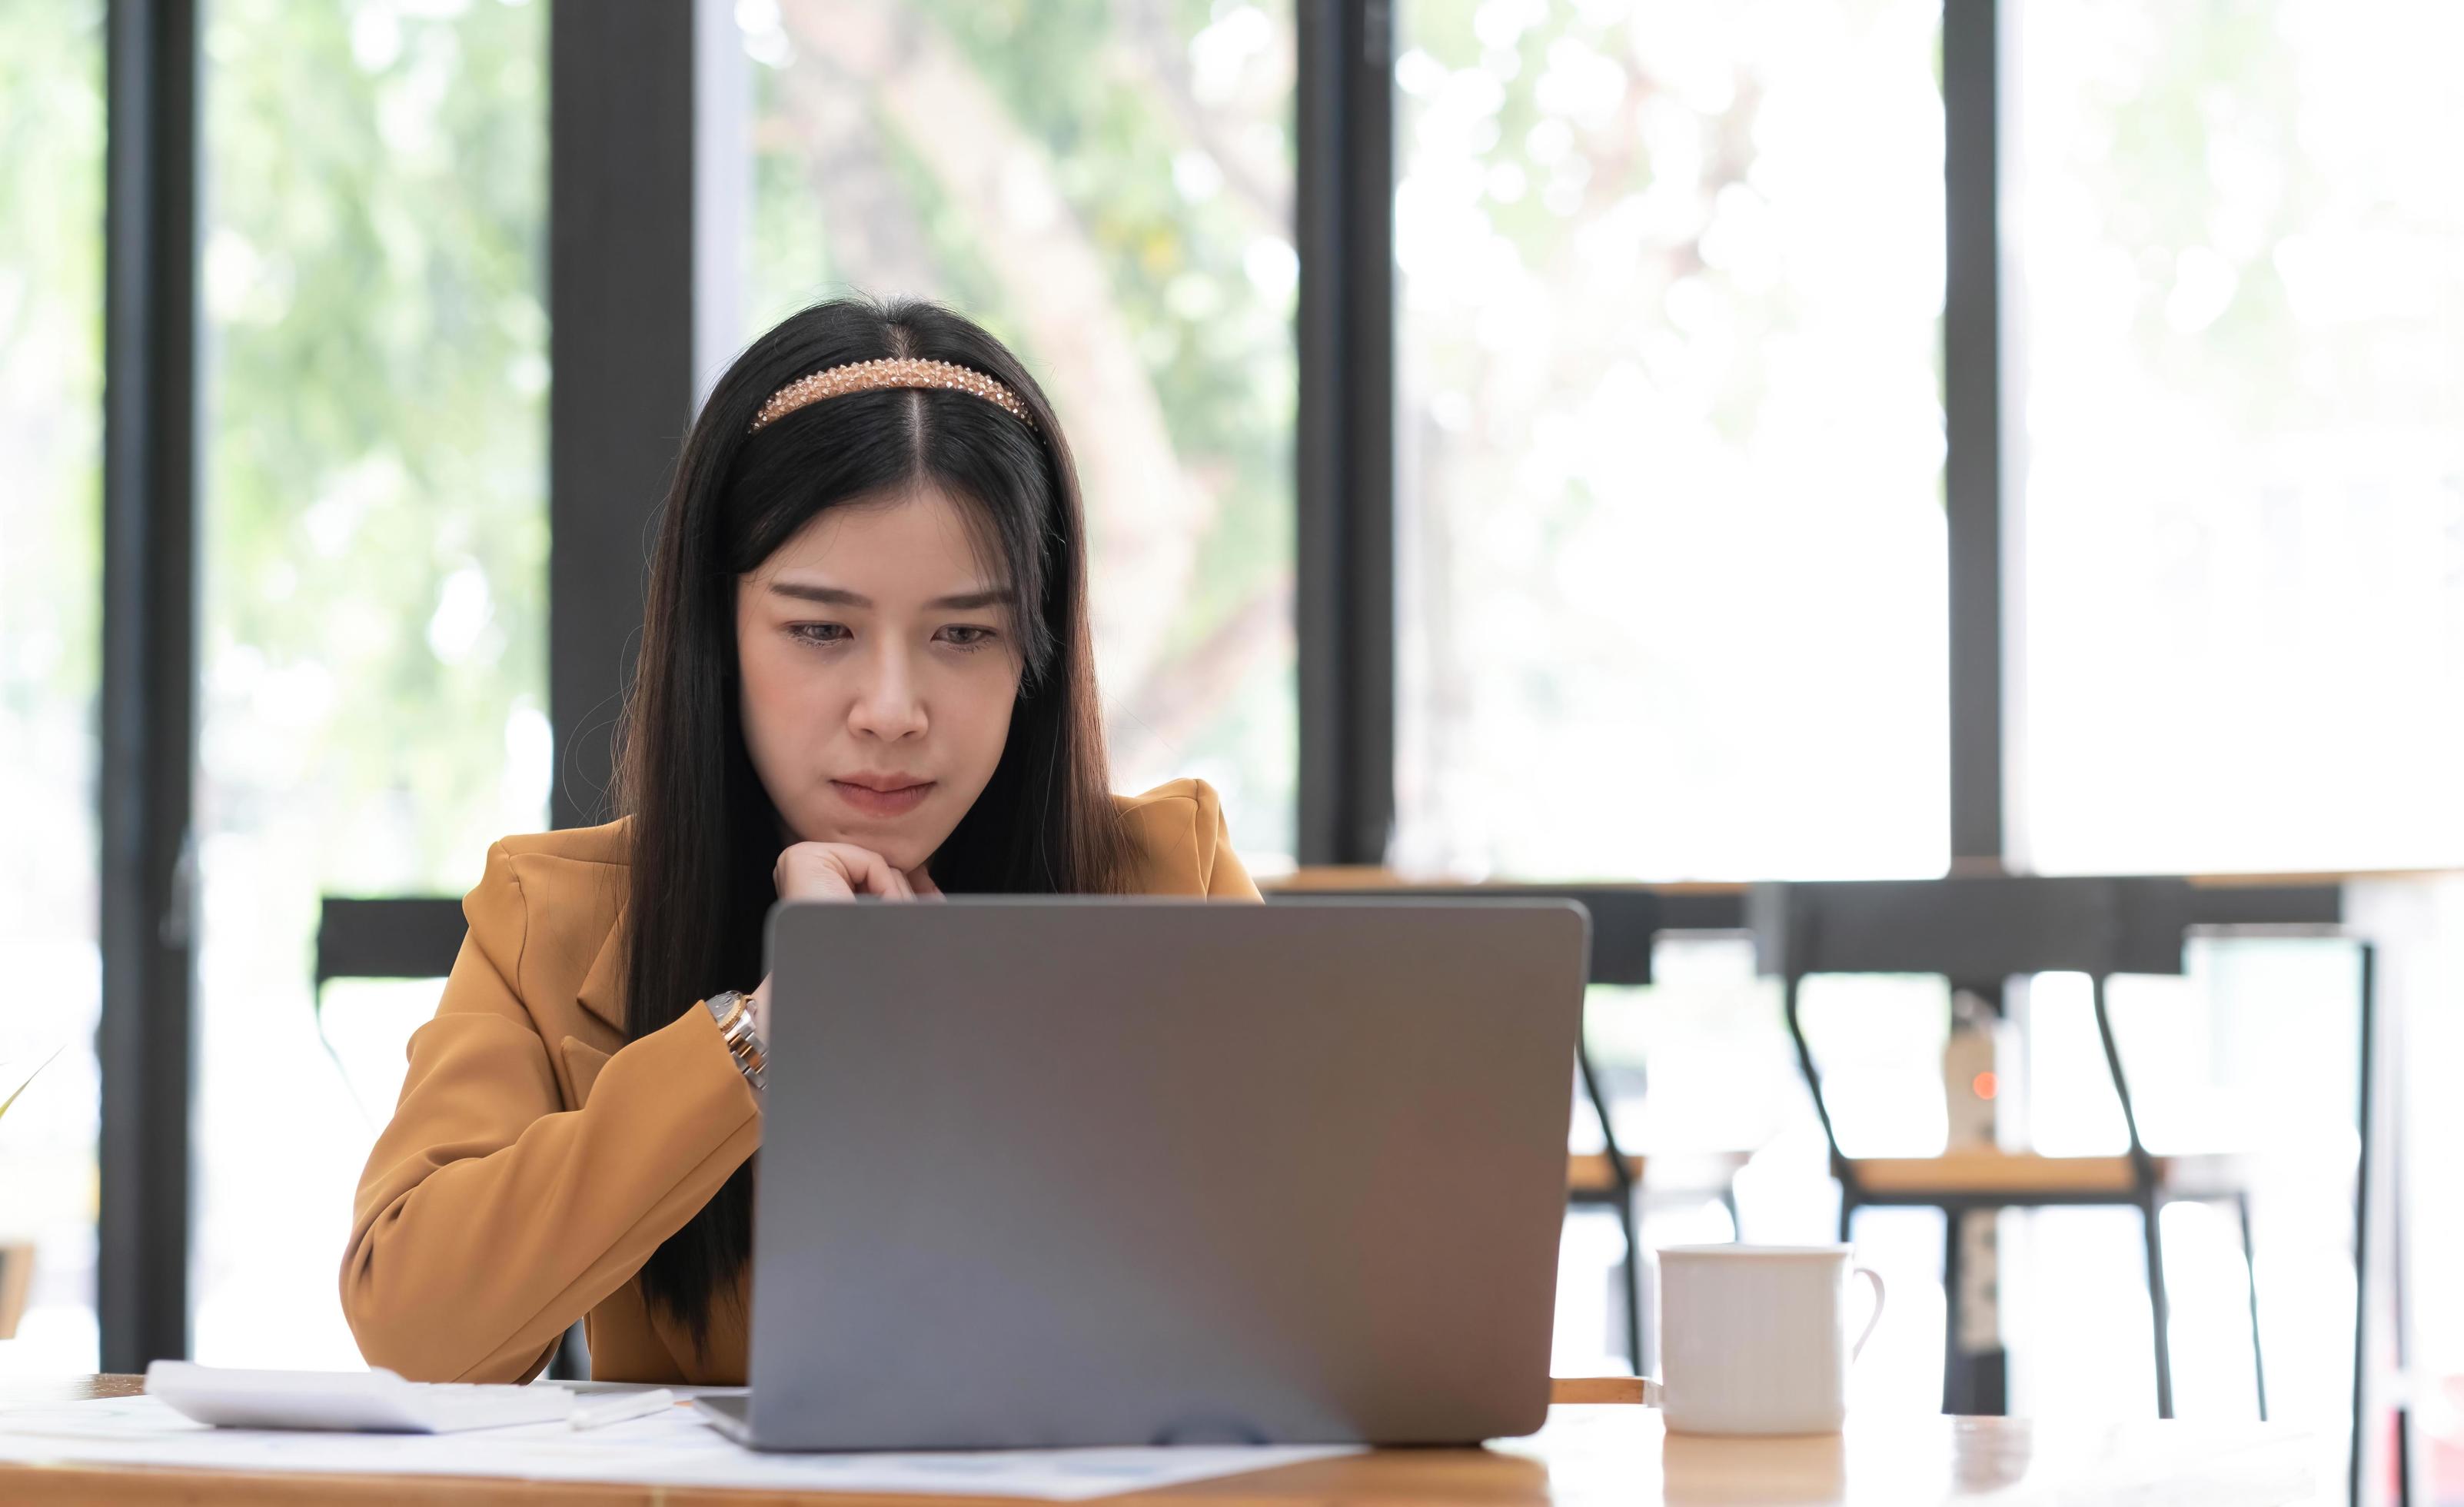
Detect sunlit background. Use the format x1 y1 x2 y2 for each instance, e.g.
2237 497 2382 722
1393 0 1948 882
2 0 2460 1501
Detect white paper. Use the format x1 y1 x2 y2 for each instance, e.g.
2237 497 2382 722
145 1360 576 1433
0 1395 1361 1501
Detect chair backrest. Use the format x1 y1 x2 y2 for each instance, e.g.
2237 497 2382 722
314 896 464 990
1266 871 1747 988
1747 876 2198 982
1747 876 2210 1173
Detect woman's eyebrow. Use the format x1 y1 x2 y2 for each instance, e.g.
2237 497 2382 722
767 581 1014 610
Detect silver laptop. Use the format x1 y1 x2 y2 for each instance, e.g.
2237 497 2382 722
697 897 1588 1451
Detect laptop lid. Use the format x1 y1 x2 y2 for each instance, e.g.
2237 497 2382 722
745 897 1588 1451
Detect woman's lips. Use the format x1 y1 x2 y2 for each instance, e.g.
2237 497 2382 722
829 779 936 817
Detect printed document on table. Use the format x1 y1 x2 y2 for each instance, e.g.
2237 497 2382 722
0 1394 1362 1500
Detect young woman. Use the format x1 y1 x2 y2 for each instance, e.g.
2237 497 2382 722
342 298 1258 1385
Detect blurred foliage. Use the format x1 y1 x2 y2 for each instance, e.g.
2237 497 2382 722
0 0 107 942
910 0 1295 639
1388 0 1951 878
21 0 1302 889
201 0 547 891
0 1 105 1359
2070 7 2306 426
747 0 1299 854
2011 0 2464 876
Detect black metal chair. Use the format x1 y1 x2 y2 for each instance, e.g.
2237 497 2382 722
1749 876 2272 1421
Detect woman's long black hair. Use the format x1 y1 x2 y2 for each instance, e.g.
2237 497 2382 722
610 296 1132 1345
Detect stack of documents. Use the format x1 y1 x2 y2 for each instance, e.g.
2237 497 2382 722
0 1378 1360 1501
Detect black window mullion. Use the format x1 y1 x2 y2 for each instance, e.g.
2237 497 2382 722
1295 0 1396 869
98 0 202 1371
1944 0 2006 869
547 0 697 832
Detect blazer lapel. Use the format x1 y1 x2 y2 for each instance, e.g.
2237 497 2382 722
574 907 630 1033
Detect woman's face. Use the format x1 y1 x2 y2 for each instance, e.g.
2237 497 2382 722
735 485 1023 873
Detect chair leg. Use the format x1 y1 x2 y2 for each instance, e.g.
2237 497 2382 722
2142 1196 2175 1419
1617 1189 1646 1376
1837 1194 1855 1246
2235 1191 2267 1422
1940 1208 1964 1415
1721 1183 1742 1243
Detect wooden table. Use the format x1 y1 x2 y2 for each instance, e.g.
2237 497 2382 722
0 1376 2313 1505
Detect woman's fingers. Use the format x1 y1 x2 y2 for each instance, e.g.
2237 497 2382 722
776 845 856 901
775 841 921 901
907 867 944 900
843 847 914 899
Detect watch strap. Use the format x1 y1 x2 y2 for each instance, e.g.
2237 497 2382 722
702 990 767 1093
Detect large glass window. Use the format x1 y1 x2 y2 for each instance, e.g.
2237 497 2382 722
2013 0 2464 874
194 0 548 1365
739 0 1299 866
0 0 105 1376
1392 0 1948 881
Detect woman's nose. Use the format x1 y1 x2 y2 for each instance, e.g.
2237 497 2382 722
846 644 928 740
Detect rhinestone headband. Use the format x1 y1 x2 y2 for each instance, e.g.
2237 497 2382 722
748 356 1036 433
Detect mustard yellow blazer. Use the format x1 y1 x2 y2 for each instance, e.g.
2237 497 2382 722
342 778 1260 1385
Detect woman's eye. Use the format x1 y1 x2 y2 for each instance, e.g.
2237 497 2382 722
936 624 998 650
789 623 851 645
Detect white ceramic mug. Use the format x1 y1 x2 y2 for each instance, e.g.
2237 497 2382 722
1655 1243 1886 1435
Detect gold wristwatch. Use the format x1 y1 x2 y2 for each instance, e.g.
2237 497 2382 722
703 990 767 1093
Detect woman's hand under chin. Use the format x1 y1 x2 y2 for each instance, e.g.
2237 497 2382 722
773 840 940 903
750 841 943 1035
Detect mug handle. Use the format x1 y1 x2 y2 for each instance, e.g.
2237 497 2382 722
1849 1266 1887 1362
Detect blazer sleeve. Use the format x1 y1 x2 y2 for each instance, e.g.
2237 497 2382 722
340 842 762 1382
